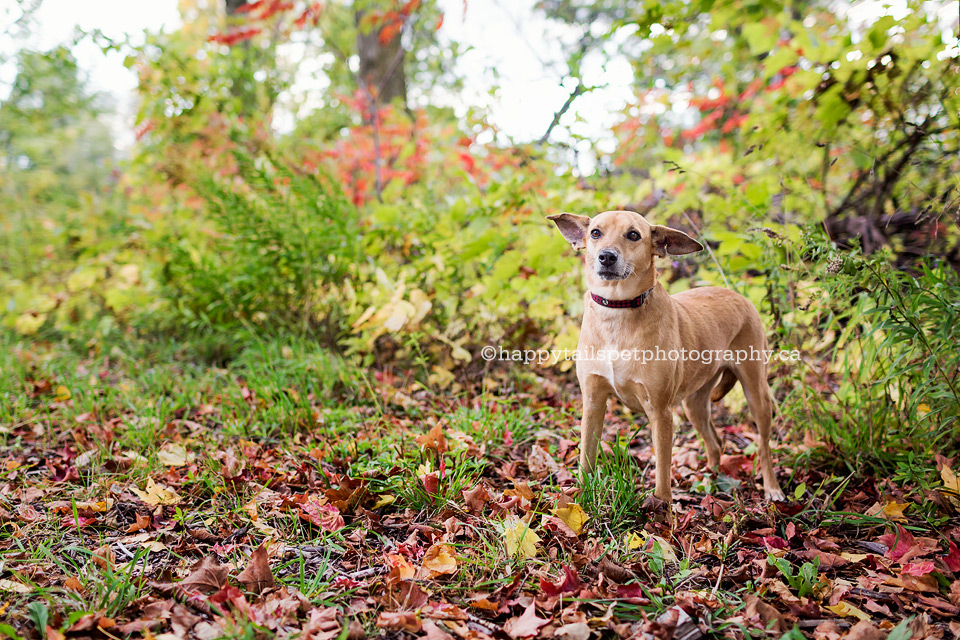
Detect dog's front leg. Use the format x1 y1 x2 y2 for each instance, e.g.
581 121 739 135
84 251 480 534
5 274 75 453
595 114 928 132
578 376 610 476
650 409 675 504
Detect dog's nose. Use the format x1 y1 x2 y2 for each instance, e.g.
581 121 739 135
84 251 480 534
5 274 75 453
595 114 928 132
598 250 618 266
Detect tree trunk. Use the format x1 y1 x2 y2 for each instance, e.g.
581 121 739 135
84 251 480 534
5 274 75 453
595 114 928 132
355 10 407 106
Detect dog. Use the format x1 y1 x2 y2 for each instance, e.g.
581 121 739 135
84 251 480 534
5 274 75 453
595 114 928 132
547 210 785 505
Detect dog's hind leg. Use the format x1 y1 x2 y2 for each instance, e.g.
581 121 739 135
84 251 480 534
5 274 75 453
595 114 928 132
736 363 785 501
683 375 724 471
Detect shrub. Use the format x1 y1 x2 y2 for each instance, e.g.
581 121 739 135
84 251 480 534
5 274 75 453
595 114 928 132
161 149 359 340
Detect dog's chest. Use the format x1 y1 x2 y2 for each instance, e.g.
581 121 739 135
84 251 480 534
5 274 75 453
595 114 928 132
579 317 653 411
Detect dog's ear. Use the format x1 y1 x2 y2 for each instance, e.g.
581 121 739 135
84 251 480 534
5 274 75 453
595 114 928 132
546 213 591 251
651 225 703 257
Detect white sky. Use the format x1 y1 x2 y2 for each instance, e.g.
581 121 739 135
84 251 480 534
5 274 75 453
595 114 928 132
1 0 956 172
0 0 633 171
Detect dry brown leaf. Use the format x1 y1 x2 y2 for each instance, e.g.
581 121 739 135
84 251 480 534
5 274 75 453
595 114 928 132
416 421 448 455
237 543 275 595
743 594 787 633
179 556 229 594
377 611 422 633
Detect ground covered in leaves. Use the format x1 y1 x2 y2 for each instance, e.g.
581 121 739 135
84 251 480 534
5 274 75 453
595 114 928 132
2 342 960 640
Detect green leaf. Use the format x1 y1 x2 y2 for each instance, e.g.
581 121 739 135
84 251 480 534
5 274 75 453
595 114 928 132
744 22 779 55
886 617 914 640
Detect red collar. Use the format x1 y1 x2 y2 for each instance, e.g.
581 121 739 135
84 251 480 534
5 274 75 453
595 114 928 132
591 288 652 309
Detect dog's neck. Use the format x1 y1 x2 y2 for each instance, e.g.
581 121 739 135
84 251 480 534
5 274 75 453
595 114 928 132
585 265 658 303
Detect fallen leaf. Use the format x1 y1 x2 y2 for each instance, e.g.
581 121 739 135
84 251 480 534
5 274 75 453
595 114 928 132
237 543 275 594
416 422 448 455
418 544 458 579
878 525 915 562
422 620 454 640
526 445 559 479
126 513 151 533
552 503 588 535
463 484 490 514
302 607 341 640
938 455 960 494
300 499 344 532
540 565 580 596
945 541 960 572
373 494 395 509
555 622 591 640
385 553 416 584
842 620 886 640
501 515 541 559
157 442 194 467
902 561 936 577
64 576 83 591
743 594 787 633
131 478 181 506
881 500 909 521
824 601 870 621
377 611 422 632
179 556 229 594
504 602 549 639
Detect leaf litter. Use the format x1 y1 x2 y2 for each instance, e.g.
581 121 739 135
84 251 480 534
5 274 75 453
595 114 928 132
1 368 959 639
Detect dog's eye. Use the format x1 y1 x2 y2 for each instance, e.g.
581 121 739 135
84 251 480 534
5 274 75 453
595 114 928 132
590 229 601 239
626 230 641 242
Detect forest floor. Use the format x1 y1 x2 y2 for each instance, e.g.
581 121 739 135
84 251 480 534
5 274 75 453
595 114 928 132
1 337 959 639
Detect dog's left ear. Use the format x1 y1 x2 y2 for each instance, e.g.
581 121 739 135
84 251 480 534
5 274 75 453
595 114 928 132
651 225 703 257
546 213 591 251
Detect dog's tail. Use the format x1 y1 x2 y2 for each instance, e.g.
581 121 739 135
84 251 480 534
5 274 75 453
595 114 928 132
710 369 738 402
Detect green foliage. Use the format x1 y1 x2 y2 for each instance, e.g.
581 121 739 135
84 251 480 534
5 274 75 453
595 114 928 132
766 553 821 599
778 232 960 472
161 148 359 338
579 431 648 531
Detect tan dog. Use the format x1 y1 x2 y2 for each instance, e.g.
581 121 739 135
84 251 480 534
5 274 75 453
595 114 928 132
547 210 785 505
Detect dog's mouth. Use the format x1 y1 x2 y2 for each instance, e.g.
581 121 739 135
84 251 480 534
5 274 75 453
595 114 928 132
596 267 630 281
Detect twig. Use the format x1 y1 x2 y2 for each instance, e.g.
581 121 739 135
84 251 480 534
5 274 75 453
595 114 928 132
538 81 587 145
710 562 724 600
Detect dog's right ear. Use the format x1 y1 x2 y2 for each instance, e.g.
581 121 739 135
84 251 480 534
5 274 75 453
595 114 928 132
546 213 591 251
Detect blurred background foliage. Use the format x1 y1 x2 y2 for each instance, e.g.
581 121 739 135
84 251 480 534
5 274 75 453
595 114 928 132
1 0 958 467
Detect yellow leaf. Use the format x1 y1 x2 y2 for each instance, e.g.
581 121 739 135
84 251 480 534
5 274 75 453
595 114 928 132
418 543 458 578
54 385 71 402
501 515 541 559
15 313 46 336
840 552 869 563
131 478 181 506
243 499 258 521
626 532 644 550
941 463 960 495
825 602 870 621
157 443 194 467
373 494 396 509
552 503 588 535
881 501 909 521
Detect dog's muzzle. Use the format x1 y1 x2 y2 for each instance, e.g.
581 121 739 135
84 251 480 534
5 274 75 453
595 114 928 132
595 250 628 280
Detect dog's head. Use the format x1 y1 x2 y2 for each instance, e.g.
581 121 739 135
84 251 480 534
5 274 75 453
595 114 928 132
546 210 702 291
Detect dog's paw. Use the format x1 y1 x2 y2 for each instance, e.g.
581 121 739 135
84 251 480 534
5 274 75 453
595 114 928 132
764 487 786 502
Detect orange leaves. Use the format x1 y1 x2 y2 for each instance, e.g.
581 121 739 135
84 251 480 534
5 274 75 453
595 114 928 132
416 421 449 455
207 27 262 46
